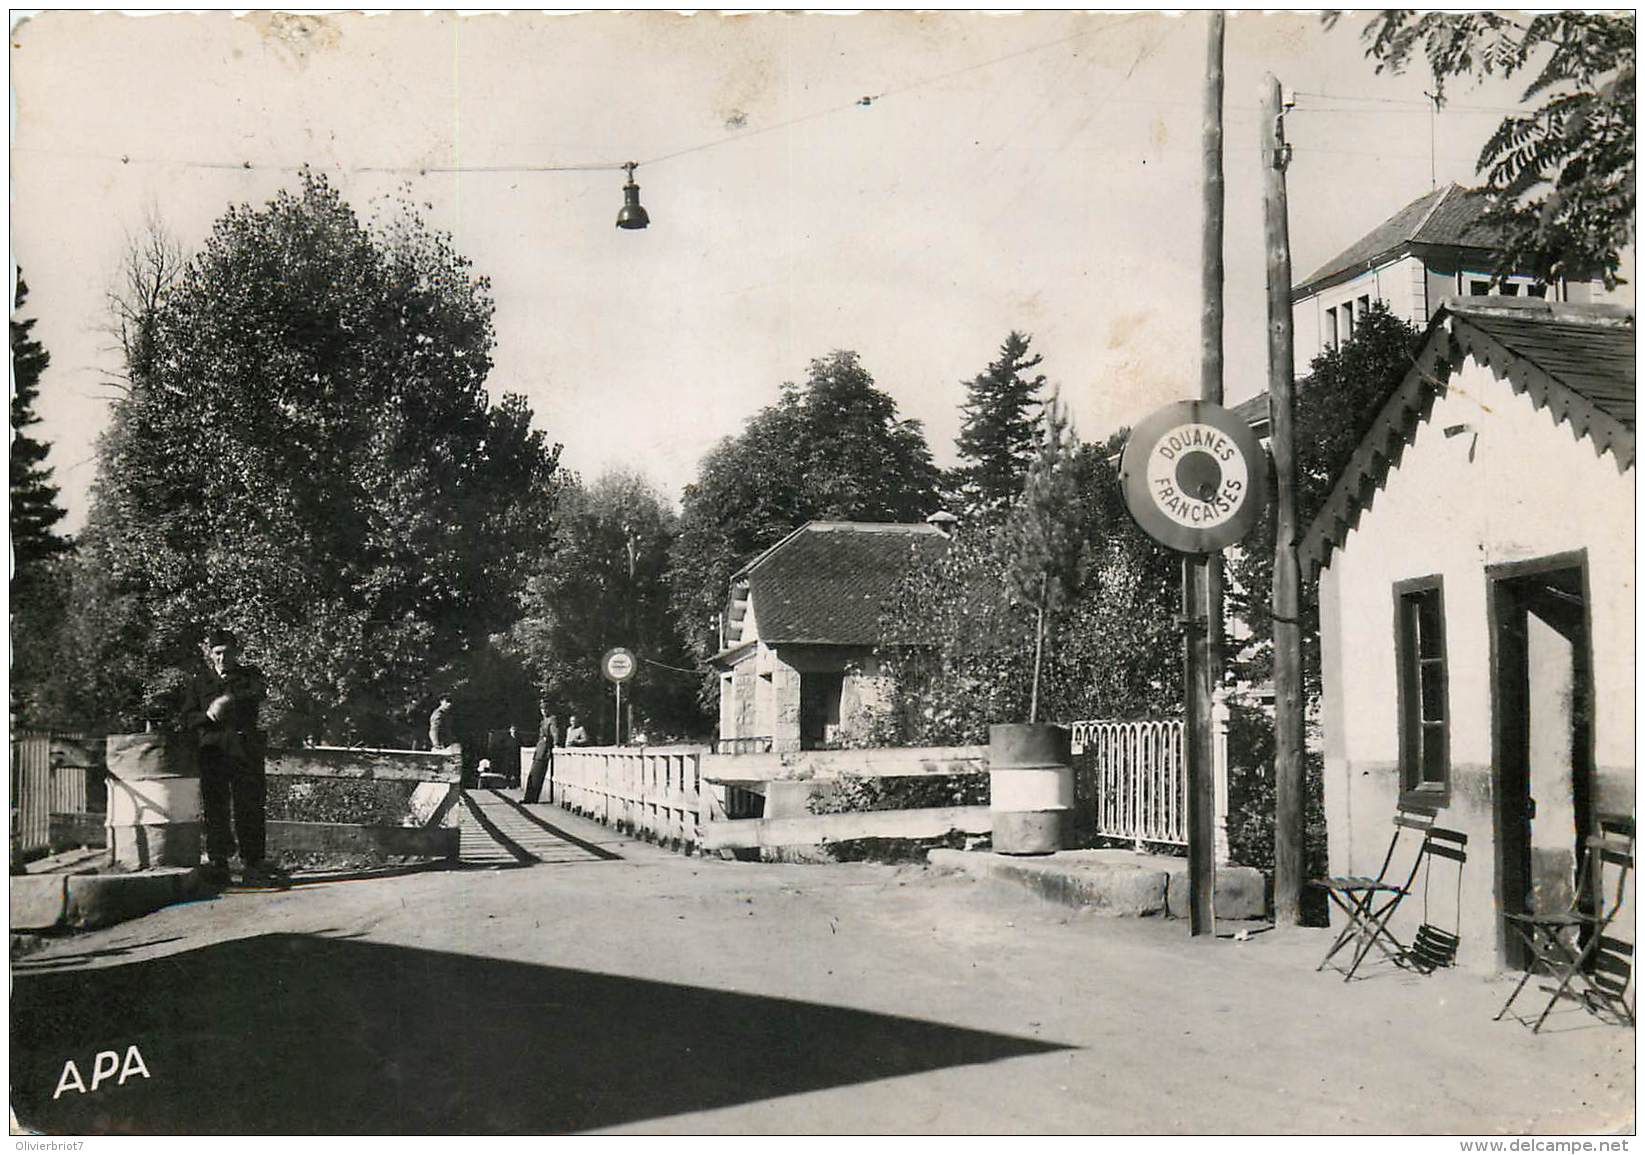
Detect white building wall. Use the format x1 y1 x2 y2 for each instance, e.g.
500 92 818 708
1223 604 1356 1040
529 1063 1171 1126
1292 256 1426 371
1317 353 1634 970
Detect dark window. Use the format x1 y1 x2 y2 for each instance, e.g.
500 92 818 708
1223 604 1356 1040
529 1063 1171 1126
1396 579 1450 803
1341 303 1355 342
1358 293 1372 316
1325 308 1338 349
1469 279 1492 296
1526 283 1548 299
1500 282 1521 297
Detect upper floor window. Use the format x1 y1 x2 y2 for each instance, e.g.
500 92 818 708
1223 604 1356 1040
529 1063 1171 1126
1463 274 1552 299
1325 307 1339 349
1395 577 1450 804
1341 303 1355 342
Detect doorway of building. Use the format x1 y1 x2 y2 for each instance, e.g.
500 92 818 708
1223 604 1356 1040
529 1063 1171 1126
799 673 844 751
1490 559 1594 969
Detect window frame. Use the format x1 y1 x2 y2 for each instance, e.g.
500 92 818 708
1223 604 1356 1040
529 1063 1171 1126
1393 575 1452 808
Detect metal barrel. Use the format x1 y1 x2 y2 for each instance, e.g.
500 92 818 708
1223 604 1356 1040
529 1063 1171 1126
988 722 1072 855
105 733 202 869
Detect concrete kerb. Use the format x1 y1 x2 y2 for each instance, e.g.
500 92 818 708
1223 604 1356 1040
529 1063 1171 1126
11 867 207 933
929 847 1266 920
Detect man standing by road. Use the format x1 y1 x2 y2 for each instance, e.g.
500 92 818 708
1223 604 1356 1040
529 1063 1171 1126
429 693 457 751
523 704 559 804
179 628 287 887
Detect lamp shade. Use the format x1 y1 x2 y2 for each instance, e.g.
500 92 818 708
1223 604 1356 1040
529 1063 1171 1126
616 167 649 230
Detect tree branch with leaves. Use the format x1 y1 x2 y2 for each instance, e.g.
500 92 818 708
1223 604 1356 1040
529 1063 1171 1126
1330 10 1635 286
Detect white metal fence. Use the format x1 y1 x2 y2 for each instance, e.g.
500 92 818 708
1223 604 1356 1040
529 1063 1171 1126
10 731 100 859
1070 718 1187 847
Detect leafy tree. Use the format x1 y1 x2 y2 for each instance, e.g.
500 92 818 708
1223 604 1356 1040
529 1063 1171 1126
1225 301 1423 693
509 470 706 742
950 330 1046 520
48 172 561 743
668 350 941 695
10 273 68 572
1037 432 1181 725
875 426 1180 748
873 525 1032 747
1332 10 1635 286
1001 392 1083 722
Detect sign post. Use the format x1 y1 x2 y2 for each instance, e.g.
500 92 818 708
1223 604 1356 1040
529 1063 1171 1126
601 648 637 746
1120 401 1267 936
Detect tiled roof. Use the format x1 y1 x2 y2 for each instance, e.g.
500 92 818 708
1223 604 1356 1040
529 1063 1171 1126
743 521 949 647
1296 184 1501 295
1230 392 1271 436
1301 298 1635 575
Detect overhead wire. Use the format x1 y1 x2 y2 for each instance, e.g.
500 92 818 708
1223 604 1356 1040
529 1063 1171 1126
13 15 1156 181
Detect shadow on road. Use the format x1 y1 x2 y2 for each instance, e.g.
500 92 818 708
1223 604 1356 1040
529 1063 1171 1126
485 792 624 861
12 932 1068 1134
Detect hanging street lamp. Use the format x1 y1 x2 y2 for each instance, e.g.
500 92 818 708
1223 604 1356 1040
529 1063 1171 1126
615 162 649 230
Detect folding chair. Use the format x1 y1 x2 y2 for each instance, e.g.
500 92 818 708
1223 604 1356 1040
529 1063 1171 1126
1313 803 1446 981
1496 816 1635 1033
1405 826 1468 973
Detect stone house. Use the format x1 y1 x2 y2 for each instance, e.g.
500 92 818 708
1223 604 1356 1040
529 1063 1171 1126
710 520 950 754
1302 296 1634 972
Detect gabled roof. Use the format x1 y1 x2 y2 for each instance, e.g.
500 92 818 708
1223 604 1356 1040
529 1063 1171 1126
734 521 949 648
1294 184 1502 298
1301 298 1635 577
1229 392 1271 438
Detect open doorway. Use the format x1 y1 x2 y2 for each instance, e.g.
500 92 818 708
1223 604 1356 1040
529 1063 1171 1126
799 672 844 751
1490 556 1594 968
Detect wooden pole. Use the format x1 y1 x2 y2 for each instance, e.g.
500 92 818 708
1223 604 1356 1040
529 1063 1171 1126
1202 8 1228 703
1261 73 1306 927
1184 10 1227 939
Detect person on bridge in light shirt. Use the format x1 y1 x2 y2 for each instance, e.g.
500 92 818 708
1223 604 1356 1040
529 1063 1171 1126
564 716 590 747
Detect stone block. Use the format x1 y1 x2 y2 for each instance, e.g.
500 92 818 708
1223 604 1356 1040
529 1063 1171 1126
1163 863 1268 920
63 868 204 930
763 780 838 820
10 875 68 931
928 849 1171 916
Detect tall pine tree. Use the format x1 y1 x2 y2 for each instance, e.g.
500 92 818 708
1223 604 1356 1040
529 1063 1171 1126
10 273 69 572
11 272 72 725
951 330 1047 520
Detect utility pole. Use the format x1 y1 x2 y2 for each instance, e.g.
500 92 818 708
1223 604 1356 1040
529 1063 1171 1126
1261 73 1305 928
1182 10 1227 939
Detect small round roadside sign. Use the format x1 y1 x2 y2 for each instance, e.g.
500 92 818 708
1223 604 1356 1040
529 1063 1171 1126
602 647 637 684
1119 400 1268 554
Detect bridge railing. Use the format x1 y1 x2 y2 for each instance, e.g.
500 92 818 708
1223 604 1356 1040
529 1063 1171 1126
546 721 1227 860
544 745 722 850
542 744 987 853
10 731 106 863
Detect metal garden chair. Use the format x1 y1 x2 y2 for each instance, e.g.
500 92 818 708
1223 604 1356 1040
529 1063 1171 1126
1313 803 1462 981
1495 816 1635 1034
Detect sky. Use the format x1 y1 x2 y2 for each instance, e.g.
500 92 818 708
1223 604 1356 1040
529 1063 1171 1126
10 10 1576 533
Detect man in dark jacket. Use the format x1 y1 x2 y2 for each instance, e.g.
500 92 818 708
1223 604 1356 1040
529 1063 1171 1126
178 628 286 887
523 704 559 804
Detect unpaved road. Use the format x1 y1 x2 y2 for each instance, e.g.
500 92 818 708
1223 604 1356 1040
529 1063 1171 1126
10 805 1633 1135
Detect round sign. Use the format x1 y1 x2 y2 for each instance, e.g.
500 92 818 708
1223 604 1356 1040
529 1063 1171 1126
602 647 638 684
1119 400 1268 554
